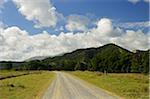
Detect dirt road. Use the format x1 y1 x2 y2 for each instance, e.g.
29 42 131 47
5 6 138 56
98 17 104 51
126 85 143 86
42 71 119 99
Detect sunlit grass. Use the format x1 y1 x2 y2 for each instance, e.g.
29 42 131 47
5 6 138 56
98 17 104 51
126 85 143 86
70 71 149 99
0 71 55 99
0 70 27 76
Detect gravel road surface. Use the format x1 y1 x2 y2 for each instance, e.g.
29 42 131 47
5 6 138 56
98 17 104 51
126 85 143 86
42 71 120 99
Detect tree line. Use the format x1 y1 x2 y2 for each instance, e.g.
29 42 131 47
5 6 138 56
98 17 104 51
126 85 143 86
1 44 149 73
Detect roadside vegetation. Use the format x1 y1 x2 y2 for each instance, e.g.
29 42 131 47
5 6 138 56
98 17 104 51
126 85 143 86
70 71 149 99
0 70 42 80
0 70 27 76
0 71 55 99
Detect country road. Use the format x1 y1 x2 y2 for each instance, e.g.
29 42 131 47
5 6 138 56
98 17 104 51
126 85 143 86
42 71 120 99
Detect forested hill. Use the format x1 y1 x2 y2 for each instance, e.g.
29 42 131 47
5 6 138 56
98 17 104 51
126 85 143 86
29 43 148 73
1 43 149 73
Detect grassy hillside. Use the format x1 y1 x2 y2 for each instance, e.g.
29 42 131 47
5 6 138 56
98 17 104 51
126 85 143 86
70 71 149 99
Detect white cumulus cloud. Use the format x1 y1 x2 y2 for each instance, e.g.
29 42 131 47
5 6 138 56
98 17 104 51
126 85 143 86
0 18 149 61
92 18 122 37
65 14 90 32
12 0 59 28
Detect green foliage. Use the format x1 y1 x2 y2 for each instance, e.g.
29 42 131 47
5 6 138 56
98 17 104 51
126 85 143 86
131 50 149 73
21 60 50 70
2 43 149 73
2 62 12 70
74 61 87 71
41 43 148 73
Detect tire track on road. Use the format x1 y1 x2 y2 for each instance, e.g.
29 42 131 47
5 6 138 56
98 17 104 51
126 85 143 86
42 71 120 99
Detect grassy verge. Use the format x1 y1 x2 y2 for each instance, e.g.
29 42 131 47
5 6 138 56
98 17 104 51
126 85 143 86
70 71 149 99
0 71 55 99
0 70 43 80
0 70 27 76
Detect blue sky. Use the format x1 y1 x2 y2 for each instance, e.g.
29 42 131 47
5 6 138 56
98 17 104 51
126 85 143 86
53 0 149 21
0 0 149 61
1 0 149 35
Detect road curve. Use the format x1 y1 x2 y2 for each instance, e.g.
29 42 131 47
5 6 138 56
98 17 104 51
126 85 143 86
42 71 120 99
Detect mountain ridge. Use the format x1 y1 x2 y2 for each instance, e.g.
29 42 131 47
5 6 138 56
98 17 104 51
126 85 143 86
0 43 149 73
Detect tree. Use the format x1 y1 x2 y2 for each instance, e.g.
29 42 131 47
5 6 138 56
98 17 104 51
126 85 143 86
74 61 87 71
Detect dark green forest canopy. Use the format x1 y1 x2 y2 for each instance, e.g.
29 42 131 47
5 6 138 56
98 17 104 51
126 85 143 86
0 43 149 73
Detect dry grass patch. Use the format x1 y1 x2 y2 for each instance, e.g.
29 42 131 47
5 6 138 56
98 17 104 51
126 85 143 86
0 71 55 99
70 71 149 99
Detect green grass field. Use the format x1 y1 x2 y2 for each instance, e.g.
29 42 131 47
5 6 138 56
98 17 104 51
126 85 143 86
0 70 27 76
70 71 149 99
0 70 46 80
0 71 55 99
